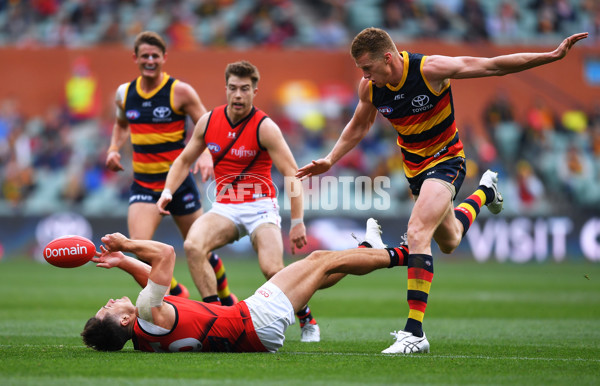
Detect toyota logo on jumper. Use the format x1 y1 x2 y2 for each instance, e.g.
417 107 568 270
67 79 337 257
411 95 430 107
153 106 172 119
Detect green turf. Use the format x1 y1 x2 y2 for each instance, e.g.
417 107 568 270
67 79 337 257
1 257 599 385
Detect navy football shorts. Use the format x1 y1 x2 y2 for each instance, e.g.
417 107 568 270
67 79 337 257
406 157 466 200
129 174 201 216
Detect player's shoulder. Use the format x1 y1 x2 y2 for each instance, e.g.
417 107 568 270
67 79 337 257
172 79 200 101
357 78 372 99
115 82 130 104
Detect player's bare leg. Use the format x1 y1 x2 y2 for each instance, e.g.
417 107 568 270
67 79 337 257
174 210 236 305
269 248 392 311
184 212 238 304
252 223 320 342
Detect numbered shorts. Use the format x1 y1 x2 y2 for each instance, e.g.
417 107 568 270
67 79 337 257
244 282 295 353
208 198 281 240
129 174 201 216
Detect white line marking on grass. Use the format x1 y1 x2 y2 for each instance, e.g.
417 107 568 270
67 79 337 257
289 352 600 362
3 345 598 363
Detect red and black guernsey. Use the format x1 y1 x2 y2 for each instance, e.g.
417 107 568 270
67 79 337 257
370 51 465 179
132 296 267 353
203 105 277 204
123 73 187 191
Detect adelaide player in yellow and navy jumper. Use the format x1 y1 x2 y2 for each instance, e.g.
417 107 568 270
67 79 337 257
123 74 197 202
301 27 590 353
367 51 483 342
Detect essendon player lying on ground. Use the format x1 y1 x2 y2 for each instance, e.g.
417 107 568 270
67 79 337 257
81 219 410 353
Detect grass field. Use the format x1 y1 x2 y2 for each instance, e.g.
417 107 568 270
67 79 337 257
1 256 599 385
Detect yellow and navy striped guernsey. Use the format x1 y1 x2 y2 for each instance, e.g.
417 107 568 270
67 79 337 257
370 51 465 179
123 74 187 191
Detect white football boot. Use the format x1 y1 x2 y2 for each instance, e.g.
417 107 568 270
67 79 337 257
381 330 430 354
479 169 503 214
352 218 387 248
300 323 320 342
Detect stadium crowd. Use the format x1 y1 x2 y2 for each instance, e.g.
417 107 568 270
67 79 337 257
1 0 599 217
1 0 599 48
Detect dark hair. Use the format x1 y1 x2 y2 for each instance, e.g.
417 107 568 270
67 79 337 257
134 31 167 56
81 316 131 351
225 61 260 88
350 27 397 60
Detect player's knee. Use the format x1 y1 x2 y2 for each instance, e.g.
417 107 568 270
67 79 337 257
183 238 208 260
306 250 327 261
262 266 282 280
406 227 430 250
438 243 457 254
437 230 462 254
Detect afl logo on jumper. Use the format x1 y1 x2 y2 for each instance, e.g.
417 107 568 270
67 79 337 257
207 143 221 153
153 106 172 119
126 110 141 120
377 106 393 115
411 95 430 107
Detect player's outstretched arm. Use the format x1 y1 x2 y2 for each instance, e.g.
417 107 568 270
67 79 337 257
296 79 377 179
424 32 588 87
92 246 151 288
99 232 175 288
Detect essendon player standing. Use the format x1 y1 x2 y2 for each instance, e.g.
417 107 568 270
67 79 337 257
157 61 320 342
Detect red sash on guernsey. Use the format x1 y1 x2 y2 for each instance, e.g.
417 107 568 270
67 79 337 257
132 297 267 353
204 105 277 204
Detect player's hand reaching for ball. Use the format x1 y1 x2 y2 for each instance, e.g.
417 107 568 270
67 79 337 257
91 246 126 269
100 232 129 253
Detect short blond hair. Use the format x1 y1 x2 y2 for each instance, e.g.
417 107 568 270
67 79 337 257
351 27 398 60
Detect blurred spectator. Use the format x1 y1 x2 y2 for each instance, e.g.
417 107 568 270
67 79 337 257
1 120 35 207
483 90 515 128
487 1 521 42
64 56 100 124
581 0 600 41
383 0 416 30
557 143 594 204
312 9 348 49
530 0 577 35
461 0 489 42
420 2 453 38
525 97 556 141
515 159 545 208
32 105 71 170
166 15 197 51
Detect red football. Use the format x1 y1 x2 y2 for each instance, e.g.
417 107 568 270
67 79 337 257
43 235 96 268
